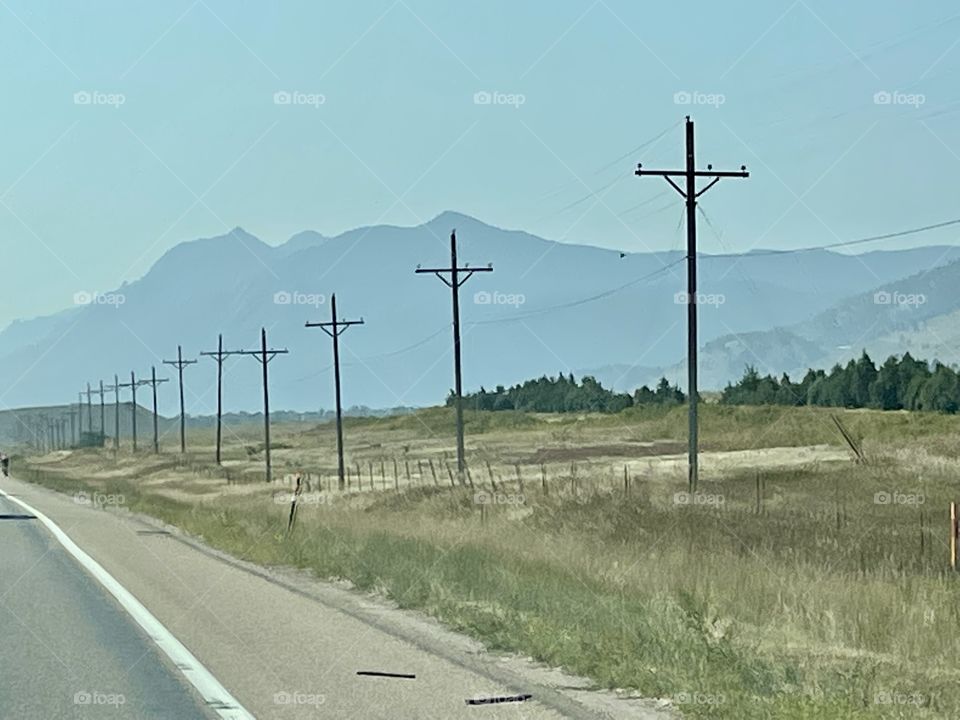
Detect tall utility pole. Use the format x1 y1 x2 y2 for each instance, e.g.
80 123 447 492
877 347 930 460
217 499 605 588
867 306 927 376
232 328 288 483
305 293 364 491
84 382 93 432
137 367 170 454
67 404 77 446
200 335 239 465
87 381 108 444
163 346 197 454
416 229 492 482
98 380 106 438
635 115 749 492
118 372 140 452
103 376 120 452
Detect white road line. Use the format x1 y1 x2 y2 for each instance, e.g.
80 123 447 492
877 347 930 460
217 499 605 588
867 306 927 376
0 487 255 720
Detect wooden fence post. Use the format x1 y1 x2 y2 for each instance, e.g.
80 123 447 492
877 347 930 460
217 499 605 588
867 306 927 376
951 502 957 571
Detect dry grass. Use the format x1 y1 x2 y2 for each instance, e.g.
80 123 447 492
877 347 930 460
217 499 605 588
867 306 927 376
20 404 960 719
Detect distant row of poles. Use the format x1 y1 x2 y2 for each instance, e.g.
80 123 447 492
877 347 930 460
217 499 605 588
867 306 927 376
37 228 492 486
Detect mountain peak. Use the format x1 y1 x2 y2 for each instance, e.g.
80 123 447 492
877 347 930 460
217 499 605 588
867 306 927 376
424 210 489 232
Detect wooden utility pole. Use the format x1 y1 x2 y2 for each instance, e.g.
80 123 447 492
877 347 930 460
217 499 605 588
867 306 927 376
139 367 169 454
201 335 239 465
305 293 364 490
232 329 287 482
86 381 108 442
84 382 93 433
118 372 140 451
67 404 77 446
416 229 492 482
635 116 749 492
163 345 197 454
103 375 121 452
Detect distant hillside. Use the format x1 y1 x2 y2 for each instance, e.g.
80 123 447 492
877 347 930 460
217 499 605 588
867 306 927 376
592 258 960 390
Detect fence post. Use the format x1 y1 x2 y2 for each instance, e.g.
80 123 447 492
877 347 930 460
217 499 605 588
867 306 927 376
951 502 957 571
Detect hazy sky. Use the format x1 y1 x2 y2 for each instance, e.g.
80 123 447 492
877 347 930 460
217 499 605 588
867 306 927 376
2 1 960 328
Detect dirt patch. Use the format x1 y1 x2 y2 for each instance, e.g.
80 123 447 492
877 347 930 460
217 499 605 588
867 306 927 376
526 441 687 463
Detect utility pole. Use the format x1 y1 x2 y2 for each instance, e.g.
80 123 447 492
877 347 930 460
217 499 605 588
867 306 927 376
138 367 169 454
305 293 364 491
68 404 77 446
232 328 288 482
78 392 85 437
118 372 139 452
163 345 197 454
416 229 492 482
104 376 120 452
87 381 108 445
200 335 240 465
84 382 93 432
635 115 749 492
99 380 105 439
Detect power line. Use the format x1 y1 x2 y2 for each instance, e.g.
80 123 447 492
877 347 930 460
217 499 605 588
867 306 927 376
535 120 681 203
468 258 685 326
701 217 960 259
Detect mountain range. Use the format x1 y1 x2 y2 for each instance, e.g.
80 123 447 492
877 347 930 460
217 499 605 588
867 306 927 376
2 211 959 415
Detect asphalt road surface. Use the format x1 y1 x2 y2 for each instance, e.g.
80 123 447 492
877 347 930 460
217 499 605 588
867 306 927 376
0 474 623 720
0 491 216 719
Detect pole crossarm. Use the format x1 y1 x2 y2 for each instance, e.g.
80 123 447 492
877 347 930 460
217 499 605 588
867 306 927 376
305 319 364 338
233 348 289 364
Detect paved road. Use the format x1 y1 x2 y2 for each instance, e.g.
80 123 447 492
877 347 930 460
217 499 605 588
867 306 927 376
0 492 215 720
0 475 615 720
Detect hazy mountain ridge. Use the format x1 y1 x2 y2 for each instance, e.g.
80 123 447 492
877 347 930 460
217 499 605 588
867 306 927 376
2 211 960 413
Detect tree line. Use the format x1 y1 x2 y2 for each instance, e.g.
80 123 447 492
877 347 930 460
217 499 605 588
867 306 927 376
721 351 960 413
454 373 685 413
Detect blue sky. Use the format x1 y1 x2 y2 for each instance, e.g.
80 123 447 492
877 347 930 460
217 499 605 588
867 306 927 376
2 0 960 328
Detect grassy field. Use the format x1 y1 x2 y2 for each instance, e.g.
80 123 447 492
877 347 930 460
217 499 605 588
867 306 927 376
17 403 960 719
